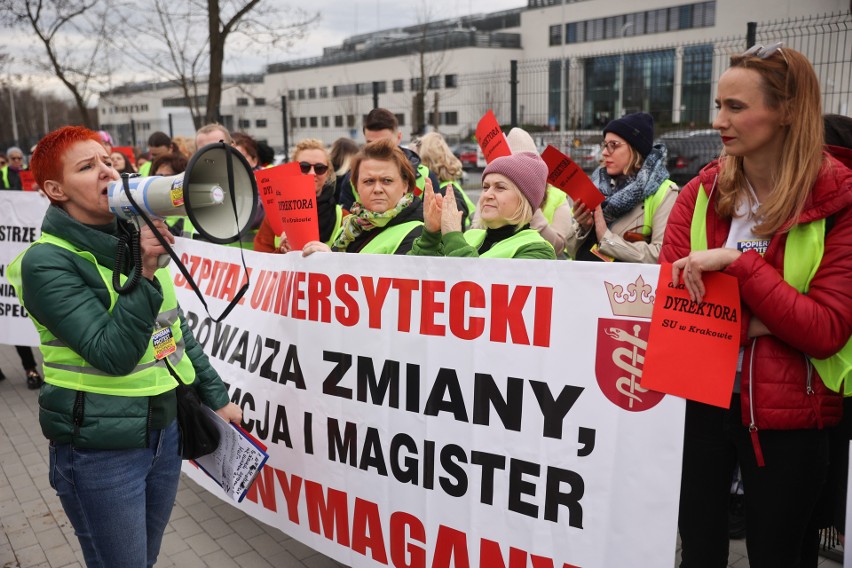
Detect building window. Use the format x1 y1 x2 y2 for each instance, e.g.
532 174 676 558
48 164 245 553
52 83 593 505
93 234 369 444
309 116 318 127
395 113 405 126
236 97 249 107
444 75 457 89
393 79 404 92
308 87 317 99
410 77 422 91
254 97 266 106
299 117 307 127
346 115 356 128
549 24 562 46
646 8 668 33
238 118 250 128
441 112 458 126
334 115 344 127
290 117 297 129
298 89 306 100
428 75 440 89
321 116 329 128
256 119 267 128
320 86 328 98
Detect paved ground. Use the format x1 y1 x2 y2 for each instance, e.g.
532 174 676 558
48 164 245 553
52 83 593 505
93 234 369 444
0 344 843 567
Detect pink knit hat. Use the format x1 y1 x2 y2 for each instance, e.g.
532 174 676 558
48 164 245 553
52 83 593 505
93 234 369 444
482 151 548 209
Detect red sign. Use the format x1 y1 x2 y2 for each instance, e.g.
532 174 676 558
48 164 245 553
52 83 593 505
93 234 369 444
475 110 511 165
255 163 319 250
541 145 604 210
18 170 36 191
641 264 741 408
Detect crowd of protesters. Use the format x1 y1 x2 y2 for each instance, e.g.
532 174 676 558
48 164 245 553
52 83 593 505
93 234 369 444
1 43 850 568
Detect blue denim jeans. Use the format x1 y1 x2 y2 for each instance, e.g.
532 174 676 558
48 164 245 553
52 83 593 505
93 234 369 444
49 420 182 568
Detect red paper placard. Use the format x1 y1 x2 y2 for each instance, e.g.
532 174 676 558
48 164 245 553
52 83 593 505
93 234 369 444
18 170 36 191
541 145 604 210
475 110 511 165
641 264 741 408
254 163 319 250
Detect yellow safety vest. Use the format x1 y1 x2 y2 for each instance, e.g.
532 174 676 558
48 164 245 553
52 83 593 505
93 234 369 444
690 184 851 395
352 220 423 254
463 228 552 258
7 232 196 396
540 185 567 225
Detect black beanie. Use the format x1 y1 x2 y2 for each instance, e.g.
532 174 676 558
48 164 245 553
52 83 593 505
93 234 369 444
603 112 654 159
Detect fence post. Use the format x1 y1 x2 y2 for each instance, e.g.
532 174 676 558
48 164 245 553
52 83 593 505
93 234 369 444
372 81 380 109
281 95 290 158
746 22 757 48
130 119 137 149
510 60 519 128
168 114 174 139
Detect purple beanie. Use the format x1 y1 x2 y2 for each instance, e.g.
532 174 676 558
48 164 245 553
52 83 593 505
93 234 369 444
482 152 548 209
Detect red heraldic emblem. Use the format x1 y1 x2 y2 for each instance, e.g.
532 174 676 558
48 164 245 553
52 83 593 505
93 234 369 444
595 275 665 412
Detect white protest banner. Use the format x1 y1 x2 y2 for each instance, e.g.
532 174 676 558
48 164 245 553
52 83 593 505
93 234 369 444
0 192 49 347
173 238 685 568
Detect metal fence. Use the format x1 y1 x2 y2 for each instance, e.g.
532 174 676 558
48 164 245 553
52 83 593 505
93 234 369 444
98 10 850 159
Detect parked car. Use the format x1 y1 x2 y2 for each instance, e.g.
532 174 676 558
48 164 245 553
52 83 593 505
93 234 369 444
656 129 722 186
452 143 480 170
569 143 602 173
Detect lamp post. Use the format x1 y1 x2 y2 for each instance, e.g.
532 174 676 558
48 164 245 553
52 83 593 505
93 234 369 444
617 22 634 118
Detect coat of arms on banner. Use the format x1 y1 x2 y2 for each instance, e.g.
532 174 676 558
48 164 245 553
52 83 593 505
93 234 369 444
596 275 665 412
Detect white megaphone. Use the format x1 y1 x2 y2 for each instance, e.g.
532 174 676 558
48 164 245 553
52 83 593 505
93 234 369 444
107 142 258 244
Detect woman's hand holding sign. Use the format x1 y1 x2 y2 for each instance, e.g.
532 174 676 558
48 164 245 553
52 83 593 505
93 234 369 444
671 248 742 303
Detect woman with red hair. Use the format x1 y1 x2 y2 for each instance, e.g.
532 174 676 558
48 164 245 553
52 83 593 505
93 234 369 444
7 126 241 567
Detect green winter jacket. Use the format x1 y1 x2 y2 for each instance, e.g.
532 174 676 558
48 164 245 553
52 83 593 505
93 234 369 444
410 226 556 259
14 205 229 449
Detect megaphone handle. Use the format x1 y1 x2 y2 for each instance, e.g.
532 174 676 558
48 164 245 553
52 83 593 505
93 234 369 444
157 253 171 268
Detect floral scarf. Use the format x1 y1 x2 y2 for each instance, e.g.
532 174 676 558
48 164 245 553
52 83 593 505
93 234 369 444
332 192 415 251
590 144 670 226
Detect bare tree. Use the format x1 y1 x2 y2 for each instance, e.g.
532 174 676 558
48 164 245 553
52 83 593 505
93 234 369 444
407 3 450 135
111 0 318 128
0 0 111 128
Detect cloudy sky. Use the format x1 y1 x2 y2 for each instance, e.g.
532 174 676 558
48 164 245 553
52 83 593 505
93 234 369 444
4 0 525 97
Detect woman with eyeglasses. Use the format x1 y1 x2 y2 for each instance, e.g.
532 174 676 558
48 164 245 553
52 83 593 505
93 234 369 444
254 138 345 253
566 112 679 263
302 138 423 256
660 45 852 567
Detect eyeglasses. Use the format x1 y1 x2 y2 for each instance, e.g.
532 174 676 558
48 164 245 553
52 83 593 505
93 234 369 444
600 140 626 153
299 161 329 175
742 41 787 64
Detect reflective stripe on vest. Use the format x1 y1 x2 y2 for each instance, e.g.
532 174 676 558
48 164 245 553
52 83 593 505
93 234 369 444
689 185 851 395
273 205 343 249
463 228 551 258
440 180 476 228
7 232 196 396
541 185 568 225
1 165 9 188
357 220 423 254
641 179 676 237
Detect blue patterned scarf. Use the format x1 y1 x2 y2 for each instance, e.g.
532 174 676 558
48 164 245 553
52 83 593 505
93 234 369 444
591 144 670 226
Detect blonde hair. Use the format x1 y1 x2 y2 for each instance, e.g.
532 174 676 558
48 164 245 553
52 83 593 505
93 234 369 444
716 46 824 236
416 132 463 183
195 123 232 145
171 136 196 158
291 138 336 188
623 145 644 176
